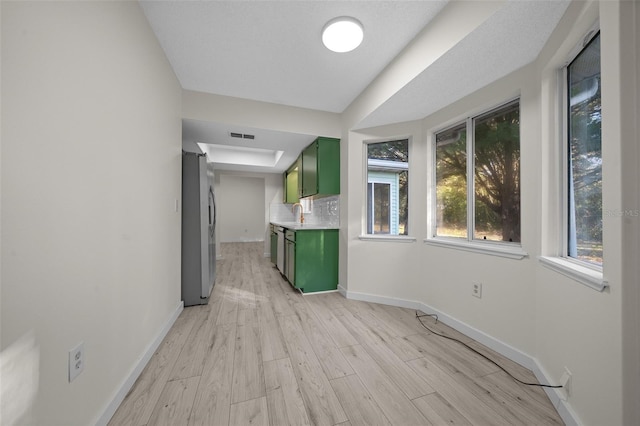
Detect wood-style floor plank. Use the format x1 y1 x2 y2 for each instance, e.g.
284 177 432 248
110 242 563 426
231 322 265 404
475 372 564 425
334 306 424 362
404 332 498 378
215 285 239 325
360 341 434 400
329 374 392 426
169 306 214 381
292 302 354 379
340 345 429 425
188 323 236 426
264 357 311 426
407 357 513 426
278 313 348 426
146 377 200 426
412 392 472 426
304 295 359 348
229 397 269 426
256 300 289 362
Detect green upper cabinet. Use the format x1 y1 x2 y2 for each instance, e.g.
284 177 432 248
301 137 340 198
284 159 300 204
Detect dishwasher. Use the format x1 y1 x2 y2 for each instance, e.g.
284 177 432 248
275 226 285 274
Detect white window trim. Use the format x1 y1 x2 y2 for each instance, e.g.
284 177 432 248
367 180 392 235
360 234 416 243
424 237 528 260
538 256 607 292
540 23 604 290
428 98 523 251
363 136 411 237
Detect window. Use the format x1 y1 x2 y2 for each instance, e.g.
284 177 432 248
366 139 408 235
567 32 602 266
434 100 520 243
367 182 391 234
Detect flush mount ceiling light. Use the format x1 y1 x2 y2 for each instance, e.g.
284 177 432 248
322 17 363 53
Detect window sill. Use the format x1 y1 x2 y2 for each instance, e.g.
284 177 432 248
538 256 608 292
359 235 416 243
423 237 528 260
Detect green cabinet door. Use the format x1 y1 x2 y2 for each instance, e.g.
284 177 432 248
292 229 339 293
283 157 301 203
301 137 340 198
301 142 318 198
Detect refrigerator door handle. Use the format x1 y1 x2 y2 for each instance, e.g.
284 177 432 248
209 187 216 237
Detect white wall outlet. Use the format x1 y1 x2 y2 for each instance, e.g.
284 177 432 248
559 367 572 400
68 341 85 382
472 282 482 298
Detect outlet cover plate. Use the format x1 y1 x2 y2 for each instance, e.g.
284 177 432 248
472 282 482 298
69 341 85 382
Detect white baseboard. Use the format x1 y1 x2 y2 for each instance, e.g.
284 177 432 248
94 301 184 426
337 284 348 298
302 289 339 296
341 288 581 426
531 361 581 426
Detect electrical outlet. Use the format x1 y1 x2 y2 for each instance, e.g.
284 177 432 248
472 282 482 298
68 342 85 382
559 367 572 400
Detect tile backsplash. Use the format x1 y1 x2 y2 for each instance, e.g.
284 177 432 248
270 195 340 228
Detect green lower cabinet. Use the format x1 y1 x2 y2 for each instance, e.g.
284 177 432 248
288 229 338 293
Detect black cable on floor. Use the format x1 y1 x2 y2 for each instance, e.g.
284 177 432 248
415 311 563 389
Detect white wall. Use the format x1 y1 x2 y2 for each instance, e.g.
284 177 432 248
182 90 342 139
214 170 282 256
339 1 638 425
1 2 182 425
217 175 266 243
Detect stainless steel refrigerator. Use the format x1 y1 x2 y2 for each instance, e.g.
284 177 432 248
181 151 216 306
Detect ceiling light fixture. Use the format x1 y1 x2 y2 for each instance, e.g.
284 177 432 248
322 17 363 53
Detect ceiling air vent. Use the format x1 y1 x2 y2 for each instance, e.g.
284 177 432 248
229 132 255 140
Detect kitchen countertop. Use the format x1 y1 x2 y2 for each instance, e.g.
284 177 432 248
271 221 339 230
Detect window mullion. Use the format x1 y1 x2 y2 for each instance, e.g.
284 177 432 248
466 118 474 242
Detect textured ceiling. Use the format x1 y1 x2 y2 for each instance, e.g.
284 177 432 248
140 0 448 113
355 0 572 129
141 0 571 172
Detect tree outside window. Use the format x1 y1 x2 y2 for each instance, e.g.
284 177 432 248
434 100 520 243
567 32 602 265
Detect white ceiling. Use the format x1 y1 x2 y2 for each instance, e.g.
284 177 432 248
140 0 570 173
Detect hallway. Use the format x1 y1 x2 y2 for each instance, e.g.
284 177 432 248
109 242 562 425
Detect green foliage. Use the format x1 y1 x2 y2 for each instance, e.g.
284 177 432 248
367 140 408 163
436 103 521 242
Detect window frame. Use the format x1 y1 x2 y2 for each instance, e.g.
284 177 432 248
360 137 415 242
427 98 527 259
562 29 602 271
538 23 607 292
367 180 392 235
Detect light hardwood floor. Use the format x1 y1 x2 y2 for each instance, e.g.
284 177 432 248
109 242 564 426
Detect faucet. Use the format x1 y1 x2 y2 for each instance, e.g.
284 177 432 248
292 202 304 224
